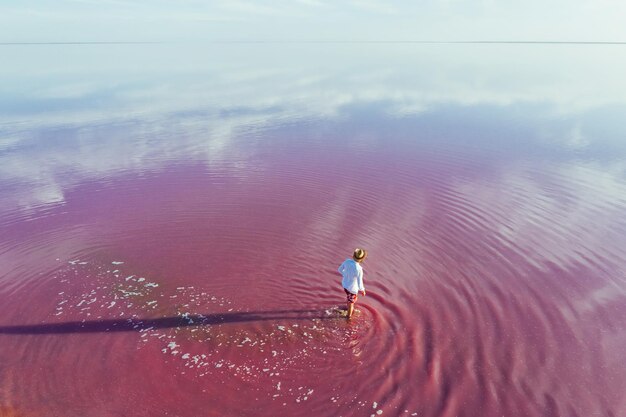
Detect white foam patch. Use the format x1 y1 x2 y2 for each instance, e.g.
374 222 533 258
52 257 357 407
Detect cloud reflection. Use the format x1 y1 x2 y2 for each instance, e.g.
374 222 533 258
1 43 626 212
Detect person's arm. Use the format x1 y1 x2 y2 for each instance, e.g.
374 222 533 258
358 267 365 296
338 260 346 275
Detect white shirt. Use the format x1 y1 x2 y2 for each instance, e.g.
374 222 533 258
338 258 364 294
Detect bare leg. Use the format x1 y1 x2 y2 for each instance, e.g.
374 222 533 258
347 302 354 319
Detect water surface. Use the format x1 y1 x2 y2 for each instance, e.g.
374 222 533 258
1 43 625 417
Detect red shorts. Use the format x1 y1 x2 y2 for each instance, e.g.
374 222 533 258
344 288 358 304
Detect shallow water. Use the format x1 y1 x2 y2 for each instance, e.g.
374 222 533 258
1 43 625 417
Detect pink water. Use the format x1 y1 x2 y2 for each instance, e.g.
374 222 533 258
1 44 626 417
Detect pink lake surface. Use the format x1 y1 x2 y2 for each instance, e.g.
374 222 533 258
1 44 626 417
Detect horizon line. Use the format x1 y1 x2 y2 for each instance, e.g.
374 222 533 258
1 40 626 46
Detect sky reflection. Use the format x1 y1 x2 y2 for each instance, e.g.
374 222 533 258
1 43 626 213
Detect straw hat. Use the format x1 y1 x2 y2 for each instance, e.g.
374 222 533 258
353 248 367 261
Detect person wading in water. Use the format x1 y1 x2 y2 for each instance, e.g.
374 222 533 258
338 248 367 319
